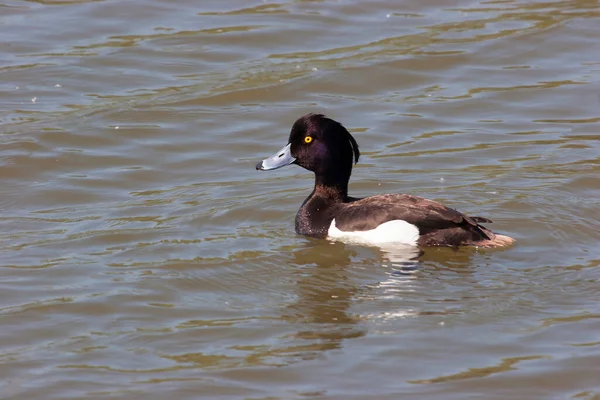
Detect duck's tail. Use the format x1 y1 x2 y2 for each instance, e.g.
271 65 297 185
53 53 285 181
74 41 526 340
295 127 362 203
474 233 515 248
466 215 515 248
470 216 493 223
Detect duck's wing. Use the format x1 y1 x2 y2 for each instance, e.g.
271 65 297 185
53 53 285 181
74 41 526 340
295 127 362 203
335 194 494 242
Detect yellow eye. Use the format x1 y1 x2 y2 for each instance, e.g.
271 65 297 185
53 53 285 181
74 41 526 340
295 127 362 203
304 136 313 144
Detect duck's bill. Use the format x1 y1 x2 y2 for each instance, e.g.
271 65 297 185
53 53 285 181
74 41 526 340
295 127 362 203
256 143 296 171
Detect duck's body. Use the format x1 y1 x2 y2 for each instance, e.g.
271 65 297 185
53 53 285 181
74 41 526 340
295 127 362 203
295 189 513 247
256 114 514 248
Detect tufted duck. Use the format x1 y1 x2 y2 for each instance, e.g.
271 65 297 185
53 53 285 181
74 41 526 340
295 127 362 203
256 114 515 248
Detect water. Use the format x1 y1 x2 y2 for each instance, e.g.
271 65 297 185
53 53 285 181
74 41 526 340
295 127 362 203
1 0 599 399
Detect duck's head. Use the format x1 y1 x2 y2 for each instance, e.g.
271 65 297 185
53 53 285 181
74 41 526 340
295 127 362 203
256 114 360 179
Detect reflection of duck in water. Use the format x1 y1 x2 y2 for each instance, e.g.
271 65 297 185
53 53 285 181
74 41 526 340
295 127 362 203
278 240 365 359
280 241 421 349
257 113 514 248
277 238 484 363
282 240 422 324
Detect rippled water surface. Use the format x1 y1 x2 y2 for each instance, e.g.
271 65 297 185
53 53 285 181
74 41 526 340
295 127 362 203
1 0 600 399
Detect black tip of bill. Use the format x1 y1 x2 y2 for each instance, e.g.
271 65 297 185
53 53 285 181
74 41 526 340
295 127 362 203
256 143 295 171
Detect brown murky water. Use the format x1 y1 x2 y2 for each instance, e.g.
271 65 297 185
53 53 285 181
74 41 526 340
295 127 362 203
1 0 600 399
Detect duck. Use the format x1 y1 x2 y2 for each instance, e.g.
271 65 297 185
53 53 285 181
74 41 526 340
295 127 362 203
256 113 515 248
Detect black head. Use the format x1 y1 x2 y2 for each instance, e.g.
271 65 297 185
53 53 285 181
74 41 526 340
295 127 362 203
256 114 360 182
288 113 359 175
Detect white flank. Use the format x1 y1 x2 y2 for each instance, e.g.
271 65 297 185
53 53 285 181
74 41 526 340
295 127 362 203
327 218 419 246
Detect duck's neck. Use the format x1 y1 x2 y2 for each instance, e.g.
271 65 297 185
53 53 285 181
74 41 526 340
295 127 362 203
313 173 350 201
295 173 350 238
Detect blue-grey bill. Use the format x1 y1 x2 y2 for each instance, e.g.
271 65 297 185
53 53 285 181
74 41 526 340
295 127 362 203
256 143 296 171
